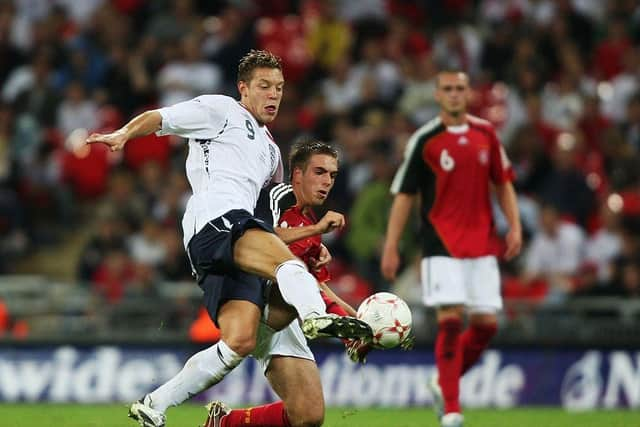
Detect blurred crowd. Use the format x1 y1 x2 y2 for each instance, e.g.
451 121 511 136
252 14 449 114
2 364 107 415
1 0 640 326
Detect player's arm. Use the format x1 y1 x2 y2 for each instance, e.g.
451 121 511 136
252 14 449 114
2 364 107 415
275 225 322 244
382 128 423 281
319 282 357 317
495 182 522 260
86 110 162 151
275 210 345 244
381 193 415 281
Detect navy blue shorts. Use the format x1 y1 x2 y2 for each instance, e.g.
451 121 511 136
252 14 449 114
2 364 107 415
187 209 274 282
187 209 274 326
199 272 269 327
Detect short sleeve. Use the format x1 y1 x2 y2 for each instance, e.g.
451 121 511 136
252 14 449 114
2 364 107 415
156 95 229 139
254 183 293 227
489 129 515 184
269 144 284 184
390 136 424 195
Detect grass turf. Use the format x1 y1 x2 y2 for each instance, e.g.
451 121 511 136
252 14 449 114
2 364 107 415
0 404 636 427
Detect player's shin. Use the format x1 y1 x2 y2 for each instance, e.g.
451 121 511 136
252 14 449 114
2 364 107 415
435 317 463 414
274 259 326 320
149 340 243 413
459 322 497 374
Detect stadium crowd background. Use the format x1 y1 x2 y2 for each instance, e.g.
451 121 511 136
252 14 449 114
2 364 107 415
1 0 640 343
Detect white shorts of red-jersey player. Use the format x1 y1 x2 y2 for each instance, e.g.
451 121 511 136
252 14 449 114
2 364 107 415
420 255 502 313
253 321 315 374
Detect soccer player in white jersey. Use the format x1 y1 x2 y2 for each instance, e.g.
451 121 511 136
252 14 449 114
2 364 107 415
86 50 371 427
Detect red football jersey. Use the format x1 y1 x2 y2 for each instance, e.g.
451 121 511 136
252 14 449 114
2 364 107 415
391 115 514 258
279 205 331 282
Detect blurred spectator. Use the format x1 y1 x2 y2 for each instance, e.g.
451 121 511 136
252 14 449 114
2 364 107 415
157 33 222 107
613 260 640 298
145 0 199 43
600 48 639 123
203 4 256 92
521 203 586 303
432 25 482 77
77 209 128 281
12 48 58 128
60 138 111 199
578 94 611 156
620 92 640 151
584 197 624 283
56 81 98 137
397 53 439 126
159 228 192 281
508 124 553 196
127 217 166 268
152 170 189 230
352 37 401 102
321 58 362 114
539 132 596 225
98 168 146 228
0 1 25 86
102 43 153 118
592 16 632 81
480 22 514 82
91 245 136 304
305 0 352 73
346 145 396 291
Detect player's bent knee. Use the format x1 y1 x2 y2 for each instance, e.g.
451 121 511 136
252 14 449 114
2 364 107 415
222 334 256 357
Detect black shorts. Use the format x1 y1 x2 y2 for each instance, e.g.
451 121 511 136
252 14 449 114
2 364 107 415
187 209 274 326
199 272 270 327
187 209 274 282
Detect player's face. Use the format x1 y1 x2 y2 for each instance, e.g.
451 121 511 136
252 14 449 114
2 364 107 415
435 72 470 116
238 67 284 124
295 154 338 206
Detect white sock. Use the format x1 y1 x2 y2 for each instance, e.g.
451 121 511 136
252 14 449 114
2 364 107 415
149 340 243 412
275 259 326 320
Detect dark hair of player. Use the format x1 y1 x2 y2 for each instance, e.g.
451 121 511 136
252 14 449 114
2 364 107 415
289 140 338 180
237 49 283 83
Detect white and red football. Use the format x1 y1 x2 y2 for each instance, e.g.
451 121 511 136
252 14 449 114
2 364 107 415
357 292 412 349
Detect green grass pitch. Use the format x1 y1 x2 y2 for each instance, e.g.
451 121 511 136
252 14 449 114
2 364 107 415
1 404 636 427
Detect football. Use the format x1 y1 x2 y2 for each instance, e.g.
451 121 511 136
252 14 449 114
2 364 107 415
356 292 412 349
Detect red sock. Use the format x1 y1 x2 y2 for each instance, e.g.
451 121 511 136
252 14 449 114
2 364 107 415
221 401 291 427
435 318 463 414
459 323 497 375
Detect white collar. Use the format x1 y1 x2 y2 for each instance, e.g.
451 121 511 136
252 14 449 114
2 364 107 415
447 124 469 134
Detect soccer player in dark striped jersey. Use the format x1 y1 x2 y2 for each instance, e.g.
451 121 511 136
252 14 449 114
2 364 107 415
203 141 363 427
381 71 522 427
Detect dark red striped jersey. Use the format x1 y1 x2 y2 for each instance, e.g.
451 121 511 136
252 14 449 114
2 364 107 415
391 115 514 258
255 183 330 282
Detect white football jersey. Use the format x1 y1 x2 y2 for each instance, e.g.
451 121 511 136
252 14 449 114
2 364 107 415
157 94 283 248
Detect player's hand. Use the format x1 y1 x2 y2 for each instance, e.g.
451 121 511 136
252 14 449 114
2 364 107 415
504 227 522 261
380 246 400 281
86 129 129 152
400 331 415 351
309 244 332 270
346 338 372 364
315 211 345 234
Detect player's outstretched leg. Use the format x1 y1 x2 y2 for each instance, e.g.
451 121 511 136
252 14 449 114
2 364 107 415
301 313 372 340
203 401 231 427
427 371 444 422
129 395 166 427
129 339 244 426
426 373 465 426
